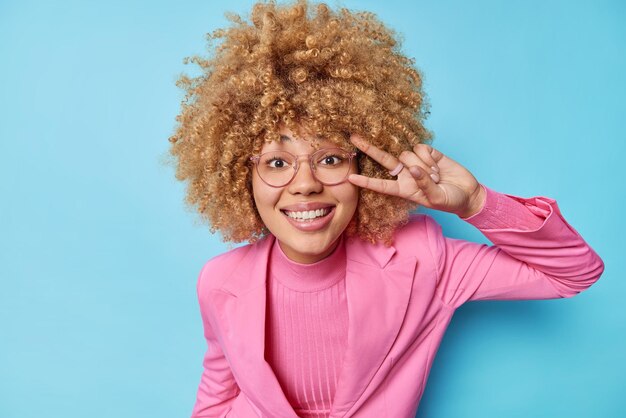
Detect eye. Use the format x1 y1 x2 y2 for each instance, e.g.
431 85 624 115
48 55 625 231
317 153 345 166
264 156 290 169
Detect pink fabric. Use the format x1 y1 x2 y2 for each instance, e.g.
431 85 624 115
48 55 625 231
190 185 605 418
461 184 545 230
265 239 349 418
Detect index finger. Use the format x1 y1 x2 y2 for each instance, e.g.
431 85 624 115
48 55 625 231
350 135 399 172
347 173 403 197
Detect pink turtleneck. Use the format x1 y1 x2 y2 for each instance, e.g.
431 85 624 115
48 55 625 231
264 237 349 418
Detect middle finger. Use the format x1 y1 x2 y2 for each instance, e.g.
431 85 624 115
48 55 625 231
398 150 440 183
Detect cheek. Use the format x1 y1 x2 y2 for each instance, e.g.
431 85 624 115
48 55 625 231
338 184 360 215
345 161 360 211
251 178 265 211
252 175 280 215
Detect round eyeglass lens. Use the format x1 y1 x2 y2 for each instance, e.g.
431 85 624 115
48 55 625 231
311 149 352 185
256 151 297 187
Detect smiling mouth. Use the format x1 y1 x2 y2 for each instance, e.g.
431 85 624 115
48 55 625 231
281 207 333 222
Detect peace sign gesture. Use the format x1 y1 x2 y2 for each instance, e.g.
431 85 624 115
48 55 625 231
348 135 486 218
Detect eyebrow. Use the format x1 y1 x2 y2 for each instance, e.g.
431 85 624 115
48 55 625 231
279 135 292 142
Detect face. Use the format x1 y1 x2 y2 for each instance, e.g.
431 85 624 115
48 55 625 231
251 127 359 264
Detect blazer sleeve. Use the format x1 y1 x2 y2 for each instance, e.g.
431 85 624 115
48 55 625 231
425 185 605 309
191 262 240 418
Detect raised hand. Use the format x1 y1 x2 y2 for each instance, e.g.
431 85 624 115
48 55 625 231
348 135 486 218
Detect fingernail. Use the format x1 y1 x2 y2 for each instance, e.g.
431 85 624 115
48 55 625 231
351 135 365 147
430 173 440 183
431 165 439 173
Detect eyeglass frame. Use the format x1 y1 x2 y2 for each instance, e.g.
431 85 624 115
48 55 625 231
249 147 358 188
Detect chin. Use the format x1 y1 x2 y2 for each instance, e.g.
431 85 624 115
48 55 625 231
279 235 339 264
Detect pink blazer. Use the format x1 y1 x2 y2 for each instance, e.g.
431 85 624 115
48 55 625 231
191 191 604 418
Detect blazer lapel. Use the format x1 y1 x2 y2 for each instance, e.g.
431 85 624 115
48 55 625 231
207 234 416 418
208 236 300 418
329 237 417 417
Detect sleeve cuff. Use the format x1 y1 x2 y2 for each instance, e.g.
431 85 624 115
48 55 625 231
461 184 546 231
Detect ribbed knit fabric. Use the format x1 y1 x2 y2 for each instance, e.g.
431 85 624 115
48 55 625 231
264 238 349 418
461 184 545 230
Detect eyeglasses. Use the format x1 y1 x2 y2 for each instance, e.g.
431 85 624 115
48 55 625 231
250 148 357 188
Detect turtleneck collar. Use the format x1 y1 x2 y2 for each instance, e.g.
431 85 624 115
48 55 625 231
268 235 347 292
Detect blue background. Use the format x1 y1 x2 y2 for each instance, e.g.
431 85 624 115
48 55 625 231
1 0 623 417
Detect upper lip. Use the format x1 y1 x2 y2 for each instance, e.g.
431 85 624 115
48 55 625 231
280 202 335 212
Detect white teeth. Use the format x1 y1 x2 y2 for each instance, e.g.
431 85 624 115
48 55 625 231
285 208 330 221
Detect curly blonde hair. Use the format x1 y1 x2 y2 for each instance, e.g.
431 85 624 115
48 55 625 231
168 0 432 245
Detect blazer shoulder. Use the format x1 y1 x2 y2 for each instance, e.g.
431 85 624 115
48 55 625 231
393 213 442 249
387 213 450 276
197 243 255 294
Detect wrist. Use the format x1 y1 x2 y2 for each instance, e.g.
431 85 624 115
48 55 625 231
457 183 486 219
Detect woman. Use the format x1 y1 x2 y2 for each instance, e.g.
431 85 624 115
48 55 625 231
168 1 605 417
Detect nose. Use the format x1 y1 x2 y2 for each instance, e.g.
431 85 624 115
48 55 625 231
287 159 323 195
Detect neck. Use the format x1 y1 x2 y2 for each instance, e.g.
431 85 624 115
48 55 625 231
278 238 342 264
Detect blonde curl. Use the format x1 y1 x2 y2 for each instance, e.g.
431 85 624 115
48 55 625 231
167 0 433 245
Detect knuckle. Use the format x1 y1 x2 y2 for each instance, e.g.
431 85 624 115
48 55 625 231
408 189 422 201
381 153 393 165
399 150 413 160
414 146 435 163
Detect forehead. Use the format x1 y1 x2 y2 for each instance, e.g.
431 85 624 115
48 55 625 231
260 128 337 153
